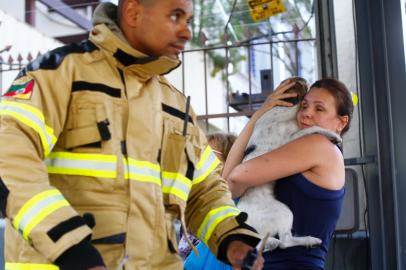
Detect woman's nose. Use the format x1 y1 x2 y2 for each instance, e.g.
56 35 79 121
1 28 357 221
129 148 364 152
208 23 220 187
302 108 312 118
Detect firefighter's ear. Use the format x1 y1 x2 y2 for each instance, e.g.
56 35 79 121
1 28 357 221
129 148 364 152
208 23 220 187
120 0 142 28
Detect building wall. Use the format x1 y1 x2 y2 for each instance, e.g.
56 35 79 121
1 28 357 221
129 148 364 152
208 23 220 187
34 2 90 37
0 0 89 40
0 9 62 93
0 1 24 21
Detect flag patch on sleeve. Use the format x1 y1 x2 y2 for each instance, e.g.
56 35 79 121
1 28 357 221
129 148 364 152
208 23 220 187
3 79 35 99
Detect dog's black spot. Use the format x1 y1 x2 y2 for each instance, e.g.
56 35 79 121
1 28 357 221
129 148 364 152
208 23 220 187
244 144 256 158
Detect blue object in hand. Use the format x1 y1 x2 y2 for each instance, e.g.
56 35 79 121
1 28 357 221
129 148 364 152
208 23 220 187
241 248 258 270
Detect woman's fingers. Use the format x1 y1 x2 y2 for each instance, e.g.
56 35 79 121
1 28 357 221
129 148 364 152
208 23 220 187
265 91 298 104
272 99 295 107
274 80 296 94
266 81 296 101
279 92 299 99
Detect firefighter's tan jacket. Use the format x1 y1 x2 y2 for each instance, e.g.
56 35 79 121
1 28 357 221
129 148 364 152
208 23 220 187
0 4 260 270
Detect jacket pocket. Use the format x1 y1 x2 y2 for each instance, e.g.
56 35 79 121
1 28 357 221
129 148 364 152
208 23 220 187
60 102 111 153
160 118 187 172
77 208 127 242
61 125 101 150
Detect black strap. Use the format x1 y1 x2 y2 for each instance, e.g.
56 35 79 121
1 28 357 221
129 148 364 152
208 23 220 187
97 119 111 141
121 141 127 155
92 233 126 245
162 103 194 124
185 150 195 181
18 40 98 79
114 49 158 66
72 81 121 98
47 216 87 242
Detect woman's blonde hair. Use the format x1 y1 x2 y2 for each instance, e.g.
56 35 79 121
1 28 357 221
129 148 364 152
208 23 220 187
207 132 237 162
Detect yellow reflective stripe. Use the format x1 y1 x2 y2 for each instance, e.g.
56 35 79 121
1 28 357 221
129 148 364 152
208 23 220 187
123 157 129 179
162 171 192 202
13 189 70 240
45 152 117 178
23 200 69 240
193 146 221 184
126 158 161 185
5 262 59 270
47 151 117 162
13 190 60 229
195 146 212 170
0 101 57 156
197 206 240 244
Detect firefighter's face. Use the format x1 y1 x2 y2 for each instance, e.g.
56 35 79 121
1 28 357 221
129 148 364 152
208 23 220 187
123 0 193 59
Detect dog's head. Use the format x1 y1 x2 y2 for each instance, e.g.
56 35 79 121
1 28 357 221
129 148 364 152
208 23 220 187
280 77 308 105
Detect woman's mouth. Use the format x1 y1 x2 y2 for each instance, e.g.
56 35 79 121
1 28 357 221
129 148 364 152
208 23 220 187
301 123 312 128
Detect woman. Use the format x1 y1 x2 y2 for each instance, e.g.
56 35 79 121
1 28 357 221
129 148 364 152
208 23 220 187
222 78 354 269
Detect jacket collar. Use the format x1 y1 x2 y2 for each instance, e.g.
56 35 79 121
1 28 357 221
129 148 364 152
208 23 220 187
90 3 181 78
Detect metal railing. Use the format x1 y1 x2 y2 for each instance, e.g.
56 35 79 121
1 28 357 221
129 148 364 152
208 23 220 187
177 37 317 133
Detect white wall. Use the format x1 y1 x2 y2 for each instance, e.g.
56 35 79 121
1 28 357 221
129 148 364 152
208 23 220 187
0 1 24 21
0 0 89 40
0 9 62 93
34 2 89 38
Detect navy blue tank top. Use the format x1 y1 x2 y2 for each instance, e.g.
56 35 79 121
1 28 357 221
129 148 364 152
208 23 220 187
263 173 345 270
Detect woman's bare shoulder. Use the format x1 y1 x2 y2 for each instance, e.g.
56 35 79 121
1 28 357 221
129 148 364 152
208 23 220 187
287 133 340 153
295 134 345 189
286 133 343 167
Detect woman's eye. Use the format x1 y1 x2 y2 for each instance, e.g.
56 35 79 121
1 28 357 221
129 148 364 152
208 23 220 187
316 106 324 111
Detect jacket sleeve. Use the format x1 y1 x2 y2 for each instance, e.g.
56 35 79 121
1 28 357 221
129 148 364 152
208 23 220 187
0 67 98 265
184 126 260 263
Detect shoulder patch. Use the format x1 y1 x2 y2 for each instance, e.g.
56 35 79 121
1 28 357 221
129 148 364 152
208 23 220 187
17 40 98 79
3 78 35 100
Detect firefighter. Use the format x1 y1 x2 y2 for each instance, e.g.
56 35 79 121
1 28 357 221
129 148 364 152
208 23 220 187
0 0 263 269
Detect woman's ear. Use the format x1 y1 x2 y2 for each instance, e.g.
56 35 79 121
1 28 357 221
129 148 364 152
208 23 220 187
337 115 349 134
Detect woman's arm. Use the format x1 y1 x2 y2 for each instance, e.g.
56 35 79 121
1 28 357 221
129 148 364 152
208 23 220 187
227 134 336 196
221 120 257 198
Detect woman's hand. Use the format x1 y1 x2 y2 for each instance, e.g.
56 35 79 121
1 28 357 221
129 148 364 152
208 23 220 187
252 79 298 122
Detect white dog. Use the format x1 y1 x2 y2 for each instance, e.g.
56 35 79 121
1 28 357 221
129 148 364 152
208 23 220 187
237 87 342 252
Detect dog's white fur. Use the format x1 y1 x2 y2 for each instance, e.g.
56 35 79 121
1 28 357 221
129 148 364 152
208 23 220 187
237 104 342 251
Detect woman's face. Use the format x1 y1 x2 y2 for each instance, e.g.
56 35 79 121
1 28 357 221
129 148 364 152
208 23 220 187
296 87 348 134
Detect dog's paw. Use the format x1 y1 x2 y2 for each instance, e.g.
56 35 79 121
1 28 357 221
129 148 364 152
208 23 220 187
303 236 322 248
264 237 281 252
